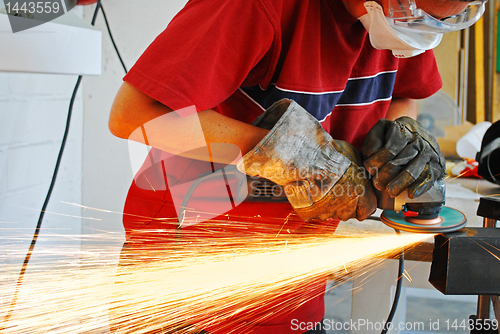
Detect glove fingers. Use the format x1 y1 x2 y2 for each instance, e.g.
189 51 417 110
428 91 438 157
407 163 445 198
334 196 359 221
407 169 433 199
373 162 402 191
363 119 417 176
355 181 377 221
361 119 393 159
385 170 415 197
387 162 430 198
372 143 421 192
364 148 396 176
293 163 370 221
332 166 375 221
294 186 358 222
397 116 446 170
363 116 445 202
385 147 432 198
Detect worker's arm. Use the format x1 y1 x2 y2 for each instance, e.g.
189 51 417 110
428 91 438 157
109 82 268 164
110 84 377 221
385 97 417 120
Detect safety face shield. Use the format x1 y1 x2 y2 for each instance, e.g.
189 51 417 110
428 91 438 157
387 0 487 33
360 1 443 58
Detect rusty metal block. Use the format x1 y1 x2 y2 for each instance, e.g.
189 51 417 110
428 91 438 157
429 228 500 295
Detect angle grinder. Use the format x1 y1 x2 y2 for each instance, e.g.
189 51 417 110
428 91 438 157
179 169 466 233
377 180 467 233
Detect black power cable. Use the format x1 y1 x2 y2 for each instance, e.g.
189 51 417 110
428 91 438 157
100 4 128 74
0 1 103 330
381 230 404 334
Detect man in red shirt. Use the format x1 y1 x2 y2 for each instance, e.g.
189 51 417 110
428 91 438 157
108 0 485 332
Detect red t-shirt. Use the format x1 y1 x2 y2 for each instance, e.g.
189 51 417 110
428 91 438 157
121 0 442 332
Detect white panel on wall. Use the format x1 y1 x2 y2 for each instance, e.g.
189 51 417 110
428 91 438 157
0 11 102 75
0 72 84 271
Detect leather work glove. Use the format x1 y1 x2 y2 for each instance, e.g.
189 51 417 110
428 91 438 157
361 116 446 199
236 99 376 221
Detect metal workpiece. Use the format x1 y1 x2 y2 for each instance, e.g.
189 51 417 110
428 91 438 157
477 197 500 222
429 228 500 295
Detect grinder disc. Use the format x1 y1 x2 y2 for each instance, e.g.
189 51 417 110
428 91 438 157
380 206 467 233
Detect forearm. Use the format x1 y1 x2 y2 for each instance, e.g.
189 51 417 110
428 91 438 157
152 109 268 163
385 98 417 120
109 82 268 164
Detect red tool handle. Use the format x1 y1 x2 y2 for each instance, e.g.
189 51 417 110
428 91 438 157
77 0 98 5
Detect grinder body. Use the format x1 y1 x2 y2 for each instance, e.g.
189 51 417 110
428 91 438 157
376 180 446 219
378 180 467 233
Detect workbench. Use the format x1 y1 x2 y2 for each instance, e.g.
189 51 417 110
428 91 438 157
329 177 500 334
337 176 500 261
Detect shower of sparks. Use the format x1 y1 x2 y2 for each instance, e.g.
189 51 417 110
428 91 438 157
0 222 432 334
444 169 473 182
3 156 498 334
6 204 102 221
402 269 412 282
473 240 500 262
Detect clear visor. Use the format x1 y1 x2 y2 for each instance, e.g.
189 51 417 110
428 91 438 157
388 0 486 33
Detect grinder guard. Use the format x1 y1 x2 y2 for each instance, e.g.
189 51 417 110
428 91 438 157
377 179 446 219
378 180 467 233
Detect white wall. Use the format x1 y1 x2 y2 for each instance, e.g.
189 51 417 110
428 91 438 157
80 1 188 248
0 71 83 267
0 0 190 278
0 1 188 328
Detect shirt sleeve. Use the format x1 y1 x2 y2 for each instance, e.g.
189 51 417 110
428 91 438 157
123 0 275 111
392 50 443 100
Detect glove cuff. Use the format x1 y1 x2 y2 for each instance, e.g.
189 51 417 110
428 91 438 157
236 99 337 184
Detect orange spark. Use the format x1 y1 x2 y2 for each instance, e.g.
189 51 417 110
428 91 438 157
0 229 432 334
